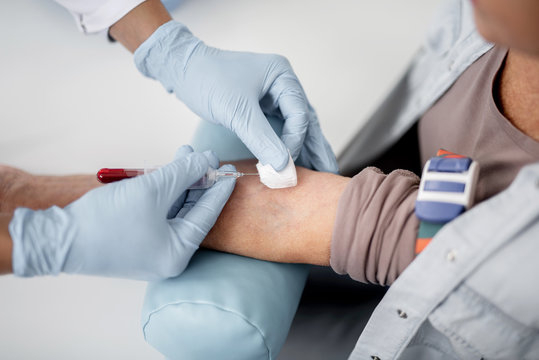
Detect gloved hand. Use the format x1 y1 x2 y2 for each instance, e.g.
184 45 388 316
134 20 338 174
9 145 236 280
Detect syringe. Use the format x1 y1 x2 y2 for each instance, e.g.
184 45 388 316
97 167 258 189
188 168 258 189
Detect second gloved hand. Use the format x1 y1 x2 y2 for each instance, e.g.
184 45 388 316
134 21 338 174
9 145 236 280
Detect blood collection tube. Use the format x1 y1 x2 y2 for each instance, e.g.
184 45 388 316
96 167 257 189
96 168 146 183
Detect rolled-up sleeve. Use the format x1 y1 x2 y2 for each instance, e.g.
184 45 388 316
330 167 420 286
54 0 146 33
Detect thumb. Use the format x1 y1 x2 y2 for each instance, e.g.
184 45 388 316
236 106 290 171
145 152 210 213
267 74 310 161
168 164 236 245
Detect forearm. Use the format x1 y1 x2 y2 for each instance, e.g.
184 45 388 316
109 0 172 53
202 160 351 265
0 165 101 213
0 213 13 274
204 162 421 286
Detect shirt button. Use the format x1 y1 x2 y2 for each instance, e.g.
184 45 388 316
397 309 408 319
447 249 457 262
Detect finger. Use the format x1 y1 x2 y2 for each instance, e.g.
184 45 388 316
145 152 210 213
169 164 237 245
172 150 221 219
166 145 198 218
299 113 339 173
174 144 195 160
234 105 290 171
167 148 219 219
167 191 188 219
295 146 314 170
268 74 310 161
175 188 204 219
178 162 236 218
202 150 220 169
170 151 222 219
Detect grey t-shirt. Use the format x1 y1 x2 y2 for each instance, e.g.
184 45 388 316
330 46 539 285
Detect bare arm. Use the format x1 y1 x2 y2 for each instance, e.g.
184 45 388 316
202 160 351 265
0 161 350 267
108 0 172 53
204 160 420 286
0 213 13 274
0 157 421 286
0 159 419 284
0 165 101 214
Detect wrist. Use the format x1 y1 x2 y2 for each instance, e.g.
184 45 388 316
0 166 100 212
0 213 13 274
109 0 172 53
0 165 31 214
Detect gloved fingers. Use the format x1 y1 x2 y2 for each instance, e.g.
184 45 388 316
202 150 220 169
167 146 219 219
168 164 236 245
174 146 219 167
175 187 204 219
177 161 235 218
167 191 188 219
174 146 219 169
295 147 313 170
167 150 221 219
272 77 310 161
144 152 210 214
236 106 290 171
258 60 310 161
297 115 339 173
174 144 195 160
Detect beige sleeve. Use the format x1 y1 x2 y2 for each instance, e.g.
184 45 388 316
330 167 420 286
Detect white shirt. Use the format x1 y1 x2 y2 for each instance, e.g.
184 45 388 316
53 0 145 33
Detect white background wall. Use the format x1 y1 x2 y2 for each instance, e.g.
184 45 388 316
0 0 441 358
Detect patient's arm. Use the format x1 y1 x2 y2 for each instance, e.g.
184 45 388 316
0 165 101 213
0 161 350 267
0 213 13 273
205 160 420 286
202 160 350 266
0 160 418 284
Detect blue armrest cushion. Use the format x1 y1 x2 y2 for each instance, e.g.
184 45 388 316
142 250 309 360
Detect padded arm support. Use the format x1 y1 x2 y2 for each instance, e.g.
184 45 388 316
142 250 309 359
142 118 310 359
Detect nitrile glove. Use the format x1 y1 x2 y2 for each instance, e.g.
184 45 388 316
9 145 236 280
134 20 338 174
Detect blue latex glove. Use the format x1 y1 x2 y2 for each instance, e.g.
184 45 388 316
134 20 338 173
9 146 236 280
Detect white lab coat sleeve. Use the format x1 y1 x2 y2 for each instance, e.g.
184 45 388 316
53 0 146 34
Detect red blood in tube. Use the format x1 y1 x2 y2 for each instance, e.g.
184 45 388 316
96 168 144 184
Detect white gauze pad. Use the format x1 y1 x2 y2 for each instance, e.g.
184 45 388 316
256 152 297 189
